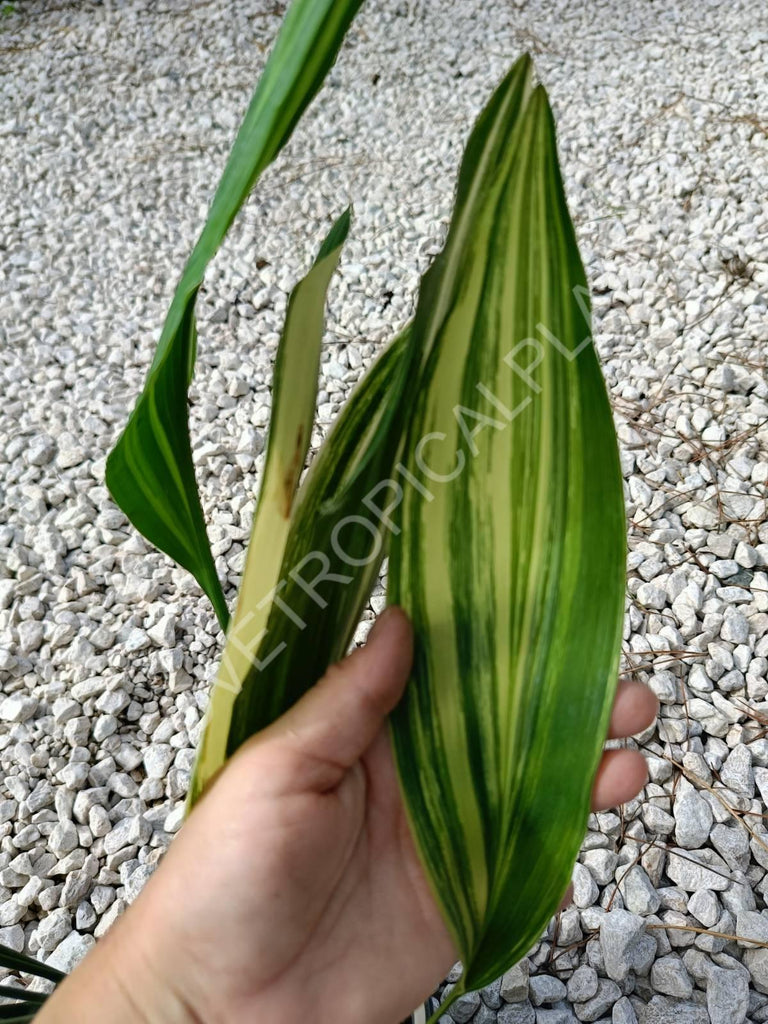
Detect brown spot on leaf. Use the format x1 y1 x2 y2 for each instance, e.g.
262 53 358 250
282 424 304 518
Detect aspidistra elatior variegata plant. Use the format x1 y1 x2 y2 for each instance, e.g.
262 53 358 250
190 55 626 1017
106 20 625 1020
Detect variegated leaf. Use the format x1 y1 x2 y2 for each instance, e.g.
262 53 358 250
106 0 365 629
190 210 353 802
387 57 626 1007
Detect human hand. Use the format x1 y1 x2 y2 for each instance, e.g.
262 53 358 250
36 607 657 1024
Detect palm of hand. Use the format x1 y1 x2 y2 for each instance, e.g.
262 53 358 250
138 617 455 1024
195 725 456 1023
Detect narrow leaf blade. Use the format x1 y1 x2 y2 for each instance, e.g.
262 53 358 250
189 327 410 803
0 986 45 1006
190 211 351 801
0 944 65 984
222 327 410 762
106 0 364 628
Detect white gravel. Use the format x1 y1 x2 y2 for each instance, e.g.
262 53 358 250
1 0 767 1020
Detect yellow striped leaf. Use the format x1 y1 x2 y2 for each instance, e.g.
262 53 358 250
387 57 626 1010
190 210 353 802
186 54 625 1019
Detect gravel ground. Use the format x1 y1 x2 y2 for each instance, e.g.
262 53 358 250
1 0 767 1020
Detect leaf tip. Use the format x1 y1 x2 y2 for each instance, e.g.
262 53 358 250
316 206 352 262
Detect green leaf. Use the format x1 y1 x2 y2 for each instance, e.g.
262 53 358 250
387 60 626 1008
105 0 365 630
189 326 410 802
0 986 45 1005
0 944 65 984
189 211 359 801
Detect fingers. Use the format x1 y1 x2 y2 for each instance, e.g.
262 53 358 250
607 680 658 739
589 681 656 812
591 748 648 811
257 607 413 792
569 682 656 908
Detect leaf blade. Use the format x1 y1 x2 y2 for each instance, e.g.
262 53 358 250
190 210 352 801
106 0 365 628
387 72 626 996
0 943 65 984
222 327 411 760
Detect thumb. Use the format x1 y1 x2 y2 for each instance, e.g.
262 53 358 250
249 606 413 793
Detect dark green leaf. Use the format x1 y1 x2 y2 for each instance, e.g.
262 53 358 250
106 0 365 629
0 944 65 984
0 986 45 1005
